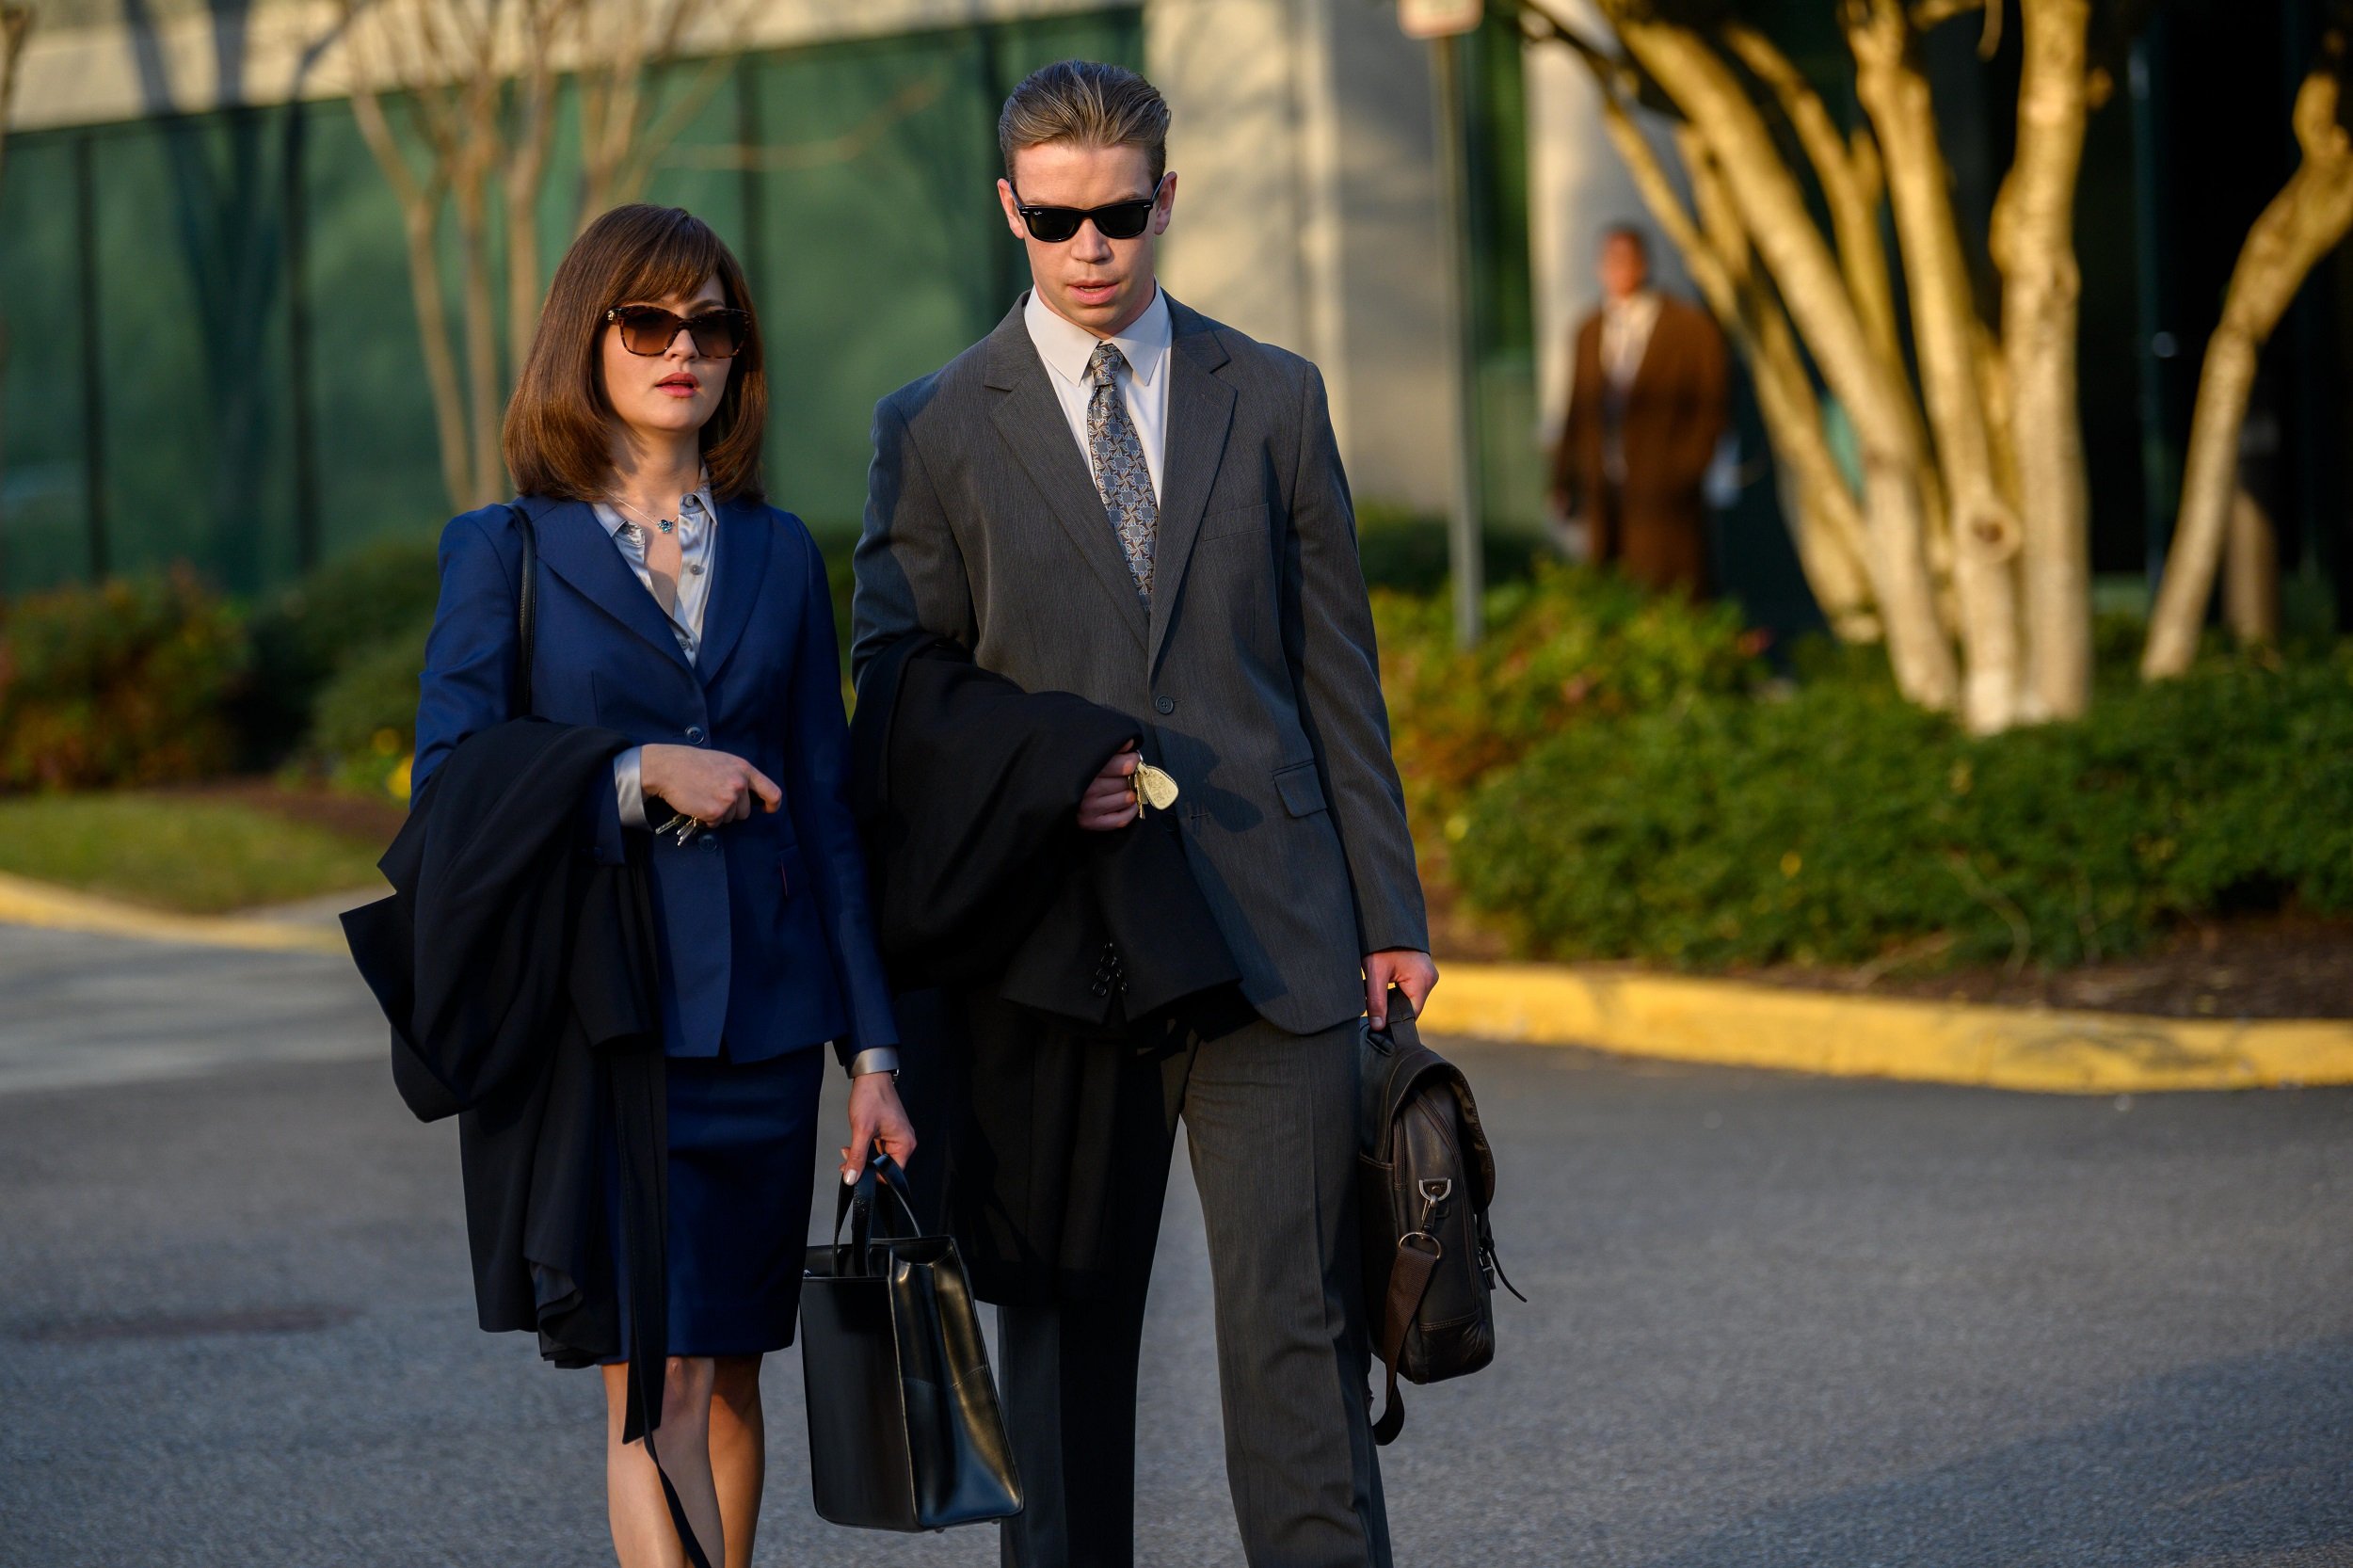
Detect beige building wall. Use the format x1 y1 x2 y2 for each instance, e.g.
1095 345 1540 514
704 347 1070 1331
1148 0 1456 515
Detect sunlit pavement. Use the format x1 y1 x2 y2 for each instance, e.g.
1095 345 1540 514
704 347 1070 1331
1 922 2347 1567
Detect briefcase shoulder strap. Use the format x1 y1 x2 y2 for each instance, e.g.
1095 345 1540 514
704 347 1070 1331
1371 1232 1440 1446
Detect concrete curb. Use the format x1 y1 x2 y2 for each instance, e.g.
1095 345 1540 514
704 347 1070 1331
0 871 352 957
2 871 2344 1094
1420 962 2353 1095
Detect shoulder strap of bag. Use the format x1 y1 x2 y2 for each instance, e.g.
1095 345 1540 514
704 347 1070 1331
504 502 538 714
1372 1230 1439 1446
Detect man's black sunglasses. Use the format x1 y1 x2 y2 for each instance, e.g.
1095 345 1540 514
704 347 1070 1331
1011 175 1169 244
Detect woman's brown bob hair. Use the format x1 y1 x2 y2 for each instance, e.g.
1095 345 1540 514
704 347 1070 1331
503 204 767 503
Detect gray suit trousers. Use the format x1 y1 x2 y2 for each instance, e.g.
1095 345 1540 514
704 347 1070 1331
996 1010 1389 1568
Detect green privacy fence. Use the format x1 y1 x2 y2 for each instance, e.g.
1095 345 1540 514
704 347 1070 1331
0 8 1144 600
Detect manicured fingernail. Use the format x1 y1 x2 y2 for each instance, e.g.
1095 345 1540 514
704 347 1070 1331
842 1168 856 1184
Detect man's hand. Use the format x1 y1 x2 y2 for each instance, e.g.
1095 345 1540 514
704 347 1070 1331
1366 949 1439 1030
1078 742 1142 832
840 1070 917 1184
640 743 781 825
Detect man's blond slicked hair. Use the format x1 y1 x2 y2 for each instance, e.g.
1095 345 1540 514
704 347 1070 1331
999 59 1171 186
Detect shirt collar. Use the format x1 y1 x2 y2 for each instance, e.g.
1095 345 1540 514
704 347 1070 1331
1024 284 1172 392
592 472 716 538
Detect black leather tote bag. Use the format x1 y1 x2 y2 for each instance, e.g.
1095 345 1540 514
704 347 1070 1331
800 1152 1023 1532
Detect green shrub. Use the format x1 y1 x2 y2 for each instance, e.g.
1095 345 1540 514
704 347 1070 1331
242 539 440 761
0 570 251 791
1451 648 2353 970
309 617 431 797
1377 559 1769 856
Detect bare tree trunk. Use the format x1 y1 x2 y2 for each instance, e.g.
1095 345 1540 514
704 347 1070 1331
1675 126 1880 641
1849 0 2024 732
2224 488 2281 645
504 0 562 376
1600 7 1957 709
1723 24 1904 381
2145 41 2353 678
452 25 504 506
347 79 472 514
1991 0 2094 719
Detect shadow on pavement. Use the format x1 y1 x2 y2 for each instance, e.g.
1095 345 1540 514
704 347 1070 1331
1633 1336 2353 1568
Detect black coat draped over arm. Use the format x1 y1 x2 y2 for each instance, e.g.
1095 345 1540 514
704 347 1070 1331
342 718 663 1381
849 635 1241 1304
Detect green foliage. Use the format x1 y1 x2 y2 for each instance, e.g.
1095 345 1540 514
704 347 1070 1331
308 617 432 796
241 540 440 762
0 791 386 913
0 570 251 791
1450 648 2353 970
1377 559 1769 855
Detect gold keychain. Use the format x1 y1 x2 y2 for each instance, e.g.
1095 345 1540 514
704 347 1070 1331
1133 761 1180 814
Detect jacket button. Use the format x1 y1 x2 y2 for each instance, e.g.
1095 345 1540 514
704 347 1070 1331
1154 696 1176 715
700 834 720 850
686 727 707 744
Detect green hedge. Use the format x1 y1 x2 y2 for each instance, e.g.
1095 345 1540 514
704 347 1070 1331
1375 560 1768 860
309 617 433 796
1449 648 2353 969
0 570 250 791
241 540 440 762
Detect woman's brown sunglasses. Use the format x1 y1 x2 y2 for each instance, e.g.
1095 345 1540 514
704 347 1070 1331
604 305 752 359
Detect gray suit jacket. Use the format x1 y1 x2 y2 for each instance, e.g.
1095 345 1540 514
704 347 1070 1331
853 294 1427 1035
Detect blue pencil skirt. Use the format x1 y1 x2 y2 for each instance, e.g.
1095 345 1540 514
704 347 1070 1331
612 1045 826 1359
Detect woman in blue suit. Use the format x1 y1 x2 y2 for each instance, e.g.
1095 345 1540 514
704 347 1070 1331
412 203 914 1568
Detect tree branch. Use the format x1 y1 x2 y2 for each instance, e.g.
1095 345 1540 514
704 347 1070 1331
2145 34 2353 677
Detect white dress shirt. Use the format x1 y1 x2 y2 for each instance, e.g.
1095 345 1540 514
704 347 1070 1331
1024 284 1173 503
1600 289 1662 392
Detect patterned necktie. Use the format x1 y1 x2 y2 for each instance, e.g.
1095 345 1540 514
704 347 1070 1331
1085 341 1157 606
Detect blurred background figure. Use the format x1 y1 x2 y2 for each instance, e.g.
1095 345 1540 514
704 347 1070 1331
1548 224 1727 597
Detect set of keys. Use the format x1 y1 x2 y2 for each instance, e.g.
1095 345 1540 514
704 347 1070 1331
654 811 707 847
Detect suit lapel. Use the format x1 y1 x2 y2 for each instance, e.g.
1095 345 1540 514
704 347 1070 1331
526 496 694 676
693 494 771 686
1145 299 1235 673
984 303 1149 653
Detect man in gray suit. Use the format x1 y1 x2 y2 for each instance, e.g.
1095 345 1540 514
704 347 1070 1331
853 58 1436 1568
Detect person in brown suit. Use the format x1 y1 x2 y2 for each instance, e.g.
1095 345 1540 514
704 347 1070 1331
1549 225 1730 596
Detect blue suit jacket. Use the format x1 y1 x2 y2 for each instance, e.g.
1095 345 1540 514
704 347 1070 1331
413 492 897 1067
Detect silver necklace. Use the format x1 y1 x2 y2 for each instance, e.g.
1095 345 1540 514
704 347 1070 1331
609 495 678 539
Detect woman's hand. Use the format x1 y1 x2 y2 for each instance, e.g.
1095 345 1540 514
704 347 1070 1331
640 743 780 825
840 1071 917 1185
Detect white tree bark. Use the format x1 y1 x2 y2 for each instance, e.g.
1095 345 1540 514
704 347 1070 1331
1991 0 2094 719
2145 45 2353 677
1601 5 1961 711
1849 0 2023 733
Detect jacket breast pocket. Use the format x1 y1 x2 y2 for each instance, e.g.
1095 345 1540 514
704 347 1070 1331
1273 760 1328 818
1195 503 1271 546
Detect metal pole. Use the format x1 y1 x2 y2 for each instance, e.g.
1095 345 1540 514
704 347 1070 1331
1433 32 1483 648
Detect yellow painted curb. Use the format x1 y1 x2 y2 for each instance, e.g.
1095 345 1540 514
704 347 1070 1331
1421 961 2353 1095
0 871 351 957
